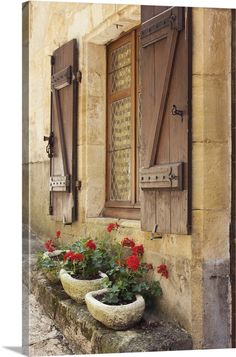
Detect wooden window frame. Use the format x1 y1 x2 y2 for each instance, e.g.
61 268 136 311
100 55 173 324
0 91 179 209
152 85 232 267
103 28 141 220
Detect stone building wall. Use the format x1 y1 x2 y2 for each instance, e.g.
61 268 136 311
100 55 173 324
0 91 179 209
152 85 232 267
23 2 232 348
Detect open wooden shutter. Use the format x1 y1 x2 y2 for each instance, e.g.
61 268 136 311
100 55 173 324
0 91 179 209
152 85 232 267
44 39 79 224
140 6 191 234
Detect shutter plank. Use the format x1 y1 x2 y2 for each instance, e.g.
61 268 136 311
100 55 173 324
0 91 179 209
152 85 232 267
146 29 179 168
52 89 69 177
155 191 171 233
141 28 156 230
141 190 156 231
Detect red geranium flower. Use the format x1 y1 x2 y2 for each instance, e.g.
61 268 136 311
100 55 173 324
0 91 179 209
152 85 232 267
56 230 61 238
121 237 135 248
126 255 140 271
85 239 96 250
132 244 144 256
157 264 169 279
44 239 55 252
107 223 119 233
71 253 84 262
64 251 74 261
162 270 169 279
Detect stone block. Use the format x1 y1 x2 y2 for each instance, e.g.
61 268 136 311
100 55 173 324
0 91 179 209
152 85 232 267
86 144 105 179
159 235 192 259
202 9 231 76
190 258 203 348
86 179 105 218
86 43 106 74
203 143 230 210
192 142 230 211
192 75 204 142
202 210 230 260
192 8 204 75
192 8 231 76
192 75 230 143
192 143 204 210
90 4 104 28
203 259 231 348
192 210 204 240
68 6 93 39
102 4 116 19
87 96 106 145
158 256 192 332
192 143 230 211
86 45 106 97
86 145 106 217
115 4 130 12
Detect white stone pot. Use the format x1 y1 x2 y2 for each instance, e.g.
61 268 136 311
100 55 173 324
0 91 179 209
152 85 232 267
59 269 108 303
42 250 65 283
85 288 145 330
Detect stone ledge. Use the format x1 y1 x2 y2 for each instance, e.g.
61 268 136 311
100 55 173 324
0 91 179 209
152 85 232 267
31 270 193 354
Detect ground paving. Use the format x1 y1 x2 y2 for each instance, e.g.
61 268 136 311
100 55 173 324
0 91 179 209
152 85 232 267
22 225 77 356
28 289 75 356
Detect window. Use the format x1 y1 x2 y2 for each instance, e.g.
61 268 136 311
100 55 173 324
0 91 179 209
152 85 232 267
104 28 141 220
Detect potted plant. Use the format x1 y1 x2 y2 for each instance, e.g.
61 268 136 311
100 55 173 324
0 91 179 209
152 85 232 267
37 230 67 283
85 235 168 330
59 237 109 303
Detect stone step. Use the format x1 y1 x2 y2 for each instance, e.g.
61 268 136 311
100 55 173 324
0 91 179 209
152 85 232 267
30 270 193 354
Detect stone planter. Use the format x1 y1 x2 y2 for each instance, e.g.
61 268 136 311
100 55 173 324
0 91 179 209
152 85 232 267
42 250 64 283
59 269 108 303
85 288 145 330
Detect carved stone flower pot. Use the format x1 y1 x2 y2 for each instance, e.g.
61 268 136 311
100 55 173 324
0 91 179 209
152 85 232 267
85 288 145 330
59 269 108 303
42 250 64 283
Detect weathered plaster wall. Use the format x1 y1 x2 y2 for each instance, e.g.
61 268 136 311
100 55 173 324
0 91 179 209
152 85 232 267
24 2 232 349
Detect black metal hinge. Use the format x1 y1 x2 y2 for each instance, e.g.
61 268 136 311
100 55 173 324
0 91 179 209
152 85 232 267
76 180 82 190
50 55 55 66
229 221 236 239
77 71 82 83
49 205 53 215
73 71 82 83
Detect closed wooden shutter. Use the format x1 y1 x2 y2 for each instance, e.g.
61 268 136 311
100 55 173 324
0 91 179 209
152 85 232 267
140 6 191 234
45 39 78 224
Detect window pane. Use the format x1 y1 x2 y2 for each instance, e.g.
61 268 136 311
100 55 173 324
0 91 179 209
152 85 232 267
110 149 131 201
111 65 131 92
111 43 131 71
111 97 131 150
110 97 132 201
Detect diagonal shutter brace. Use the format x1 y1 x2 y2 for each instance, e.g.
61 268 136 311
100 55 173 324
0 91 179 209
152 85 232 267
51 88 70 192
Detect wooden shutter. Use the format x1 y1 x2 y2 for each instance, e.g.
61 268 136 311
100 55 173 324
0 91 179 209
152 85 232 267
140 6 191 234
45 39 78 224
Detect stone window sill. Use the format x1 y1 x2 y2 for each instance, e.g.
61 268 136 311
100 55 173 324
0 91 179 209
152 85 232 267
86 217 141 230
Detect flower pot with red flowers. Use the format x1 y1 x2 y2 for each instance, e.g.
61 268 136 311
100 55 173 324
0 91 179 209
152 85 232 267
85 237 168 330
85 288 145 330
37 230 66 283
59 238 109 303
